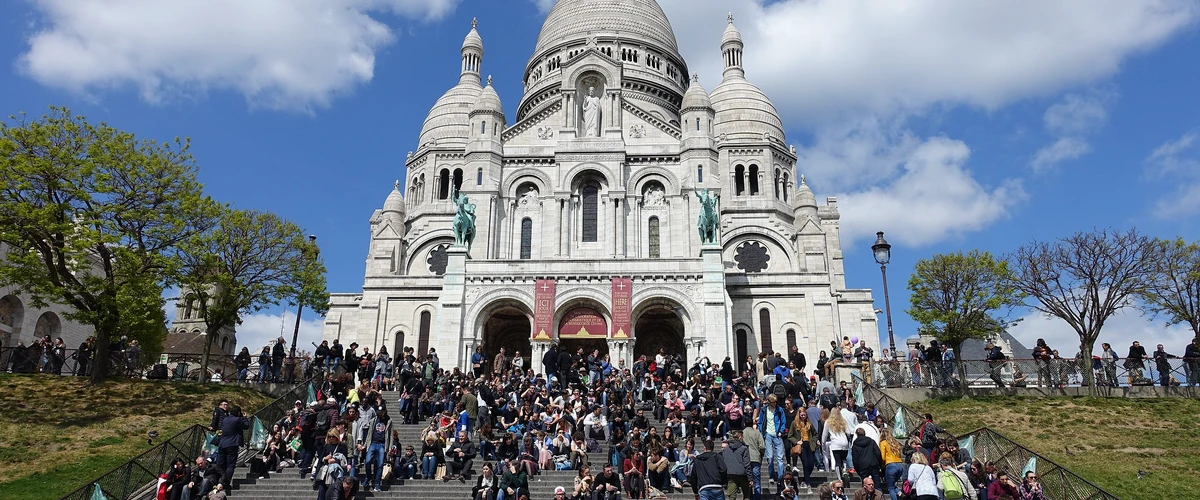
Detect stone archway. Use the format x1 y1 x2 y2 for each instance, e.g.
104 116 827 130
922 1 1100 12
479 300 533 375
0 295 24 347
632 298 686 369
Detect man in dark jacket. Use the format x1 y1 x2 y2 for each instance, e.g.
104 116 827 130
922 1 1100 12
722 432 751 500
271 338 286 382
182 455 222 500
446 430 478 482
209 400 229 432
557 348 575 382
1185 337 1200 387
985 341 1007 387
217 405 251 491
543 344 558 381
789 346 807 372
690 439 728 500
850 428 883 488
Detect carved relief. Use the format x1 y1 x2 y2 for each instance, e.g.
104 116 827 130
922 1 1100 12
466 287 483 303
629 124 646 139
643 184 666 207
518 186 540 209
536 126 554 139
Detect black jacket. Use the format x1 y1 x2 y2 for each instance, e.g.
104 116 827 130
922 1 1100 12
689 450 727 493
557 351 574 375
448 439 478 462
542 348 558 373
219 415 250 449
272 342 286 359
850 435 883 473
790 351 807 371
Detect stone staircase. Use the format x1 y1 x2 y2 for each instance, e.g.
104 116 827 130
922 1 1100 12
229 391 857 499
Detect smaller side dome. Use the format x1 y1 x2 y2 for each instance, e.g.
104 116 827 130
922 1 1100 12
462 18 483 52
470 76 504 116
681 73 711 111
794 175 817 209
383 180 406 218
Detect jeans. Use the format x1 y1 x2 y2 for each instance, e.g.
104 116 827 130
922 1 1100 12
748 462 762 500
365 443 386 488
399 463 416 480
237 367 248 383
764 434 785 482
258 363 270 383
480 440 497 460
699 488 727 500
421 456 438 478
885 463 905 500
272 358 284 382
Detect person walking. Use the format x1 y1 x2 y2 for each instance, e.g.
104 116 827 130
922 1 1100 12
757 395 787 485
742 424 766 500
722 431 751 500
690 439 728 500
217 405 250 492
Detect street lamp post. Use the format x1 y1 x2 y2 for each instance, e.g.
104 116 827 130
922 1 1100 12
287 235 318 383
872 231 896 354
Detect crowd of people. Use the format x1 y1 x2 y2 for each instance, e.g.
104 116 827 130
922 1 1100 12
162 339 1065 500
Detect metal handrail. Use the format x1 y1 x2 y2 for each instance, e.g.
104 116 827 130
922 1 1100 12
1 346 311 383
854 376 1121 500
860 356 1200 390
60 378 315 500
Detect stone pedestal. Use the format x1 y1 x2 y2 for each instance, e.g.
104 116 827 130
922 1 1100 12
700 243 731 362
433 245 469 370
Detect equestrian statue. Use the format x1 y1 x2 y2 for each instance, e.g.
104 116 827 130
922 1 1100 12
452 189 477 252
694 188 720 244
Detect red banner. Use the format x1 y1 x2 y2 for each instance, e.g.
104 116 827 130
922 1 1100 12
611 277 632 339
533 279 555 340
559 307 607 338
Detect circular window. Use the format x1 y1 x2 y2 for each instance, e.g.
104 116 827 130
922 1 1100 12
427 244 450 275
734 241 770 273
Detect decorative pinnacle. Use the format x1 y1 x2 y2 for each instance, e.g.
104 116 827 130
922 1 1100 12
394 179 400 190
487 75 493 86
728 12 734 23
800 174 806 185
692 73 699 83
472 17 477 29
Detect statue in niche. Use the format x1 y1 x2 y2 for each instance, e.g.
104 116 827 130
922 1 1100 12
519 186 539 207
582 86 602 137
644 185 665 207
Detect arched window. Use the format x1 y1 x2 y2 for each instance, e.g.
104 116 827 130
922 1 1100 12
520 218 533 260
477 168 483 185
481 121 487 135
220 336 228 350
438 169 450 199
735 165 745 195
452 168 464 196
581 182 599 242
773 169 781 200
418 311 432 356
786 329 797 352
749 165 760 195
697 165 703 184
183 295 194 319
759 308 773 353
782 173 789 202
696 117 701 131
735 329 749 367
648 217 660 258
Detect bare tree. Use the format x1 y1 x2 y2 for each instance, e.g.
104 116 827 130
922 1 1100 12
1009 228 1156 388
1142 238 1200 339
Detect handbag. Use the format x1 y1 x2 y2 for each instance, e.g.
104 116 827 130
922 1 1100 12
381 463 394 481
790 442 802 454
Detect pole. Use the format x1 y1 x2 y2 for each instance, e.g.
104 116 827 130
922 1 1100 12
287 302 304 383
881 264 896 354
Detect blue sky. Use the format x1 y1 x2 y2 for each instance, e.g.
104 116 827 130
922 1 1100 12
3 0 1199 357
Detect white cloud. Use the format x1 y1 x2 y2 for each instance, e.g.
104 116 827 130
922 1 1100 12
1146 130 1200 218
1009 308 1196 356
18 0 460 110
233 310 325 355
660 0 1197 125
1029 90 1114 172
531 0 557 13
1030 137 1092 173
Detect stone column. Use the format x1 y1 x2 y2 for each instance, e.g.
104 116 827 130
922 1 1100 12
532 341 547 375
432 245 469 371
700 243 730 362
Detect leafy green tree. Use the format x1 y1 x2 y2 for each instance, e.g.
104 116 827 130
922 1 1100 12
907 250 1025 392
178 208 328 380
0 107 217 383
1142 238 1200 340
1009 228 1156 388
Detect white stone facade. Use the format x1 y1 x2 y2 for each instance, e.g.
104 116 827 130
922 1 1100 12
0 242 95 350
324 0 880 372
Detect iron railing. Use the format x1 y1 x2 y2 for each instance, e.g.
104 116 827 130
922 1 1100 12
0 346 313 383
61 378 315 500
854 376 1120 500
860 356 1200 390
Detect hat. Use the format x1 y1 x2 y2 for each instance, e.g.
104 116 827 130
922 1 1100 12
555 487 566 494
295 400 303 405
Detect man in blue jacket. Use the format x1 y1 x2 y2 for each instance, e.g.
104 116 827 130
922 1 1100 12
218 405 251 492
757 394 786 485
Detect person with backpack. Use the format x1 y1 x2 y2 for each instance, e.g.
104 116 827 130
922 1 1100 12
917 414 943 457
935 458 976 500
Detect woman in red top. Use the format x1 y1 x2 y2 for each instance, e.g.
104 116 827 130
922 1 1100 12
623 449 646 499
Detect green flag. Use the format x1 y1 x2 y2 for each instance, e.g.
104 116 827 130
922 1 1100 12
851 369 864 402
1022 456 1037 477
204 431 219 456
957 435 975 460
90 483 107 500
250 417 268 450
893 407 907 438
307 383 317 406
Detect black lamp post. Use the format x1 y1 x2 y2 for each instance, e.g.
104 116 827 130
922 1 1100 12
872 231 896 354
287 235 318 382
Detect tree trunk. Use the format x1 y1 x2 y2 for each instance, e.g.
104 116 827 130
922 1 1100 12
89 332 111 385
1080 339 1096 395
952 341 969 396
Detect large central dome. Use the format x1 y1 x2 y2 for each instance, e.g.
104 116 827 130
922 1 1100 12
534 0 679 55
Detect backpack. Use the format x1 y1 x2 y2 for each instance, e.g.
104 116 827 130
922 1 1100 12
298 410 317 432
314 408 333 433
772 382 788 400
940 470 964 499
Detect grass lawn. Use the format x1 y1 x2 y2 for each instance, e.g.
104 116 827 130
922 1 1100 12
909 396 1200 500
0 374 275 500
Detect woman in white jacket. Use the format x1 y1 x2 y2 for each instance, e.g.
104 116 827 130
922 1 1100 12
820 409 853 478
906 453 939 500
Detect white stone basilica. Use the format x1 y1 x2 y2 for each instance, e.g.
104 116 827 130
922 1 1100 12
324 0 880 373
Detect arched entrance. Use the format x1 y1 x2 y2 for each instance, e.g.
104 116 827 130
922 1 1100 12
558 305 610 366
480 300 533 374
632 298 686 369
0 295 24 347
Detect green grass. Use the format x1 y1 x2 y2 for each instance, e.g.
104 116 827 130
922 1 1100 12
909 396 1200 500
0 374 274 500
